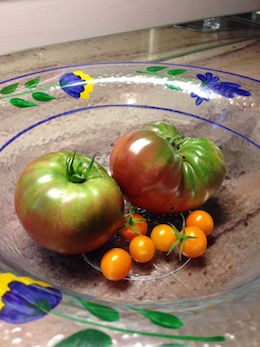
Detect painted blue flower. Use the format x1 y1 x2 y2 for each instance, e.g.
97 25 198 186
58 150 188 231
0 281 62 323
191 72 251 106
59 71 94 99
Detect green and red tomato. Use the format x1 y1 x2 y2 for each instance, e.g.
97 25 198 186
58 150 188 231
110 121 226 213
14 151 124 255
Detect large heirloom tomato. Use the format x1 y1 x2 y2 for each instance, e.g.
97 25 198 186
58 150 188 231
110 121 226 214
14 151 124 254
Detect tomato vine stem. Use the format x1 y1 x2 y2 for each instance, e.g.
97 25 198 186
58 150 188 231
168 133 184 146
66 151 96 183
118 203 146 236
167 214 197 261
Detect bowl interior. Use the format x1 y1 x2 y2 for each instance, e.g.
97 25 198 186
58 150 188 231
0 63 259 306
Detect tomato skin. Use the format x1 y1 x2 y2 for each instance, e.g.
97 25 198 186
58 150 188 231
110 121 226 213
178 226 207 258
100 248 132 281
186 210 214 236
119 213 148 240
129 235 155 263
14 152 124 255
150 224 177 252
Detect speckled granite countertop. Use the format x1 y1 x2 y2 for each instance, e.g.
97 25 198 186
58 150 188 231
0 14 260 347
1 15 260 81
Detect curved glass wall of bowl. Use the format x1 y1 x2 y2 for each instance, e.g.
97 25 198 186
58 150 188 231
0 63 259 347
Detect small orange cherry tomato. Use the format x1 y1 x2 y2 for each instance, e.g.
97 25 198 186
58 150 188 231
150 224 177 252
119 212 148 240
129 235 155 263
100 248 132 281
178 226 207 258
186 210 214 236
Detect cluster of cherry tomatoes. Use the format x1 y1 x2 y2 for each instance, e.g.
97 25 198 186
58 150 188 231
100 207 214 281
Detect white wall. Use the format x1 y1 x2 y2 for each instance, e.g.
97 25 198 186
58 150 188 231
1 0 259 54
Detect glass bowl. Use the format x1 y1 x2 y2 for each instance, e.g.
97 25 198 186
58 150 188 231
0 62 259 346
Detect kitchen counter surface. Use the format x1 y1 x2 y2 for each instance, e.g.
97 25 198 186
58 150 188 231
1 15 260 81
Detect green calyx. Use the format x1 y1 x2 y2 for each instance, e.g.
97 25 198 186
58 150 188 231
119 203 146 236
66 151 97 183
167 133 185 150
167 214 197 261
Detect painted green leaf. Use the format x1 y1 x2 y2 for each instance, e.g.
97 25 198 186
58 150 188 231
25 76 40 88
146 66 168 72
165 83 182 91
32 92 55 102
77 297 120 322
54 329 112 347
9 98 37 108
0 82 19 94
131 308 184 329
167 69 187 76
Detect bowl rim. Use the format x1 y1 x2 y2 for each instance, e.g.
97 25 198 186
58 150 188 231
0 61 259 311
1 61 260 86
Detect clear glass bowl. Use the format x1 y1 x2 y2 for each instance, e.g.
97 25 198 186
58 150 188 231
0 62 259 346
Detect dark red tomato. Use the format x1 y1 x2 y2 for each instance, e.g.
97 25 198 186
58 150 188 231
110 121 226 213
14 151 124 254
